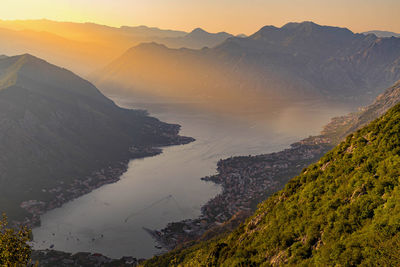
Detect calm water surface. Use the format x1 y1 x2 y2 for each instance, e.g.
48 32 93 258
32 98 350 258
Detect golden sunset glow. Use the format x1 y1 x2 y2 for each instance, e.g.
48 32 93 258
1 0 399 34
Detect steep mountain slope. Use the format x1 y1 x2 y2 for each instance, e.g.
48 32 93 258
93 42 261 112
156 28 233 49
94 22 400 112
0 54 192 222
147 80 400 251
144 88 400 266
321 80 400 143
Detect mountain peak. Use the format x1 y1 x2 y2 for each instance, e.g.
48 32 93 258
0 53 104 101
256 25 279 33
282 21 319 30
186 28 214 39
132 42 168 51
190 28 208 34
282 21 354 35
0 54 50 74
0 54 42 90
18 53 43 62
250 21 355 43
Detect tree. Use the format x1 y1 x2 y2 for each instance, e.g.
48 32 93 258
0 213 32 266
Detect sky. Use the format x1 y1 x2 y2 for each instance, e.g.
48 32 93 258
0 0 399 35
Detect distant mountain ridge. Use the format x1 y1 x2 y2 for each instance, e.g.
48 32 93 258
0 20 188 75
156 28 233 49
363 30 400 38
0 19 187 44
0 20 235 75
94 21 400 113
0 54 192 222
0 26 130 75
119 25 186 38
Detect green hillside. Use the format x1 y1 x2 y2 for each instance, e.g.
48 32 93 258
144 101 400 266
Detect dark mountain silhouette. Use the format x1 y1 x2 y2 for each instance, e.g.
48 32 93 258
94 22 400 114
0 54 192 221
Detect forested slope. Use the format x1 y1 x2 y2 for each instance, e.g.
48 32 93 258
144 98 400 266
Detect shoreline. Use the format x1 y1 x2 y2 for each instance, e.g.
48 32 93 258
31 249 142 266
147 136 333 250
15 135 194 230
21 116 335 261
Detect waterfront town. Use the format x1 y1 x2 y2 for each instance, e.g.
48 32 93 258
31 250 140 267
18 114 340 257
148 135 333 249
15 135 194 229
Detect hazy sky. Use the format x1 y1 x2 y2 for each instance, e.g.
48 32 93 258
1 0 399 34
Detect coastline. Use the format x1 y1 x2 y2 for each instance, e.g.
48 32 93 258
31 249 142 266
15 133 194 230
147 136 333 250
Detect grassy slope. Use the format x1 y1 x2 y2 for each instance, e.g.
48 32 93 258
144 102 400 266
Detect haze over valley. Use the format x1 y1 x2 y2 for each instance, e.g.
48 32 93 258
1 1 400 265
0 19 236 76
93 22 400 117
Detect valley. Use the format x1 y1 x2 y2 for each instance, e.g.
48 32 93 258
0 54 193 226
145 90 400 266
31 97 350 259
0 7 399 265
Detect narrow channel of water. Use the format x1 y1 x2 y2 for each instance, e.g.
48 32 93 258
32 98 350 259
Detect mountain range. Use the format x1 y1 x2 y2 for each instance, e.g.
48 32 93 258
0 20 234 75
0 54 192 222
0 19 186 48
94 22 400 115
0 26 116 76
2 19 400 265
